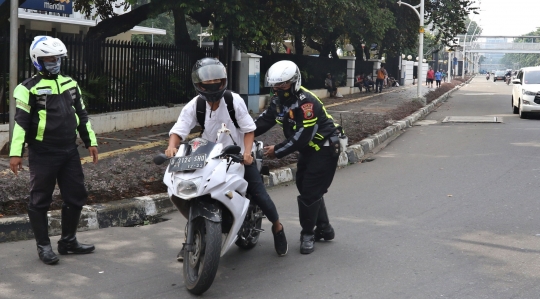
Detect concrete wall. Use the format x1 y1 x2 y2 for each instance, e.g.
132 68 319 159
0 88 361 151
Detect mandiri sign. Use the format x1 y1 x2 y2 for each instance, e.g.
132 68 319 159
20 0 73 14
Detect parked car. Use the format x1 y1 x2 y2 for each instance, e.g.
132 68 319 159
133 58 179 75
511 66 540 118
493 71 506 82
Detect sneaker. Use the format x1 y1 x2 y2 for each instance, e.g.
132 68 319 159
272 224 288 256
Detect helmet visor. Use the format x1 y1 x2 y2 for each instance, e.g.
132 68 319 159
192 64 227 83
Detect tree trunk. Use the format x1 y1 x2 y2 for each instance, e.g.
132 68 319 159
294 27 304 55
86 0 169 41
330 45 339 60
172 7 204 61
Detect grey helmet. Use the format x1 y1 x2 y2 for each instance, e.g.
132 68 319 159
191 58 227 103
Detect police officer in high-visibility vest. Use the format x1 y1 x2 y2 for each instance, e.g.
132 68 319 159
9 36 99 265
255 60 342 254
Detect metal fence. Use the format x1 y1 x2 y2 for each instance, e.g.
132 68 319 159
0 34 222 123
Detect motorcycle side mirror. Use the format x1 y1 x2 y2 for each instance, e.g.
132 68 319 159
512 79 521 85
221 145 241 155
153 153 170 165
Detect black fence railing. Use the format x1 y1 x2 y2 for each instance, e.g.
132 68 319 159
0 36 9 124
0 34 223 123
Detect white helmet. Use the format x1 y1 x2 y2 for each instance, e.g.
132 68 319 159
265 60 302 92
29 36 68 72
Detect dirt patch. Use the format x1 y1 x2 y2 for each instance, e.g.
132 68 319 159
0 79 466 216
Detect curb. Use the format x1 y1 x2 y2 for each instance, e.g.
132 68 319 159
0 194 175 243
0 78 471 243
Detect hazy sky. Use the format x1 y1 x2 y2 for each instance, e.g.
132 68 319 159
475 0 540 36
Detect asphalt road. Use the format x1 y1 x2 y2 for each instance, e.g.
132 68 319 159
3 77 540 298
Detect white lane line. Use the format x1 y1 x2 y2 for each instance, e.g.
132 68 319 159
462 93 496 96
97 137 148 143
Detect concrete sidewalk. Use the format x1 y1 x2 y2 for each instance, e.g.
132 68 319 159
0 80 467 243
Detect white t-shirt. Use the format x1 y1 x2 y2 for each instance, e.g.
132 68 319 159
169 92 256 153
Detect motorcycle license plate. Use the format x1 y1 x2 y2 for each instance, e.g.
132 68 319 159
168 154 207 172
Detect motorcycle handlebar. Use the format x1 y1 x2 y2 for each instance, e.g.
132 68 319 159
227 154 244 163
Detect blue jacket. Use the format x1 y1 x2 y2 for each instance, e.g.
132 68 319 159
435 72 442 81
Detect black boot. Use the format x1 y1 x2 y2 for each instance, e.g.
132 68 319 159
315 197 335 241
297 197 321 254
57 204 95 255
27 207 59 265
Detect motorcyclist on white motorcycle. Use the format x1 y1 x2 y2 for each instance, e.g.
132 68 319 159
165 58 288 260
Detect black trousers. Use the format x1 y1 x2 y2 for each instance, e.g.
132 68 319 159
296 146 339 205
28 143 88 211
244 163 279 223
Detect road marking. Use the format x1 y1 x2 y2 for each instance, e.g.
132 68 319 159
98 137 148 143
82 132 200 164
442 116 503 123
462 93 496 96
88 87 416 162
325 86 414 108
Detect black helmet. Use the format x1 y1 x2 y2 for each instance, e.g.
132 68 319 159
192 58 227 103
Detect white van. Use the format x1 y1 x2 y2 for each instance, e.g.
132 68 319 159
512 66 540 119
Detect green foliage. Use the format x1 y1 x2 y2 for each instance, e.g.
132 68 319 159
79 73 110 112
74 0 476 70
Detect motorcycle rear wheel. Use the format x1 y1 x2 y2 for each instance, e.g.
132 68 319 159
183 217 222 295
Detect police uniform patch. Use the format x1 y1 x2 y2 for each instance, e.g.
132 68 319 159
301 103 314 119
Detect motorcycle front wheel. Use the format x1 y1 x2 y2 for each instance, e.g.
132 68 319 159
183 217 222 295
235 205 264 250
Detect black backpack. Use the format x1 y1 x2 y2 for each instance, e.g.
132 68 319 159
196 90 240 135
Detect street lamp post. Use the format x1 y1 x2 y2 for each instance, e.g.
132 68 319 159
469 24 481 74
398 0 425 104
9 0 19 148
462 20 475 79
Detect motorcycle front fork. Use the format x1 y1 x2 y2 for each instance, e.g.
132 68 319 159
184 206 194 253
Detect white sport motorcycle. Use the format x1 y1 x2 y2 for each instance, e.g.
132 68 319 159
154 124 267 295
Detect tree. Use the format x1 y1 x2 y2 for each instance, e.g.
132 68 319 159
424 0 478 46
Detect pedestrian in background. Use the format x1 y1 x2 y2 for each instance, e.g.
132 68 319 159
9 36 98 265
375 64 387 93
435 69 442 88
354 73 364 92
426 67 435 88
325 73 337 97
364 73 374 92
256 60 342 254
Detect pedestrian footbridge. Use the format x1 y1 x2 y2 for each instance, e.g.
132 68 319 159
463 36 540 54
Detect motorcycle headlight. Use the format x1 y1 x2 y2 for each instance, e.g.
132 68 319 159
523 90 537 96
176 177 203 199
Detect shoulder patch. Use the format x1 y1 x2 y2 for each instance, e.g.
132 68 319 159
301 103 314 119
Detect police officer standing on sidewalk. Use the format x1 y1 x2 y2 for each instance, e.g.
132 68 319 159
9 36 98 265
255 60 342 254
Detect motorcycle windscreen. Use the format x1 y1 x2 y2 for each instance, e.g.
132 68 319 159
168 138 216 172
